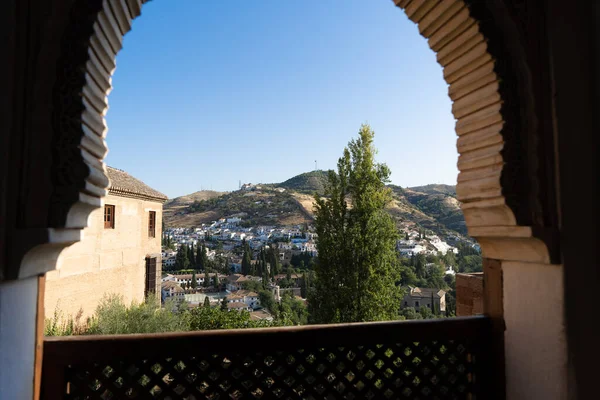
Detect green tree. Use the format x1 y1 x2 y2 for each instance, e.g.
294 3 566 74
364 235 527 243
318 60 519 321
300 272 308 298
213 273 220 288
309 124 401 323
188 244 195 266
203 269 210 288
190 271 198 289
220 297 228 311
241 240 252 275
203 296 211 308
259 290 276 315
175 244 190 270
400 307 422 320
420 304 434 319
262 264 269 289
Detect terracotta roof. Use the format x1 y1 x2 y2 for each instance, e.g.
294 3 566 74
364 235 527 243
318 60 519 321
106 166 168 202
236 290 258 297
161 281 183 292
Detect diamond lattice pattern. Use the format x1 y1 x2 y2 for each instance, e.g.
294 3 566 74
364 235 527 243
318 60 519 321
64 340 480 399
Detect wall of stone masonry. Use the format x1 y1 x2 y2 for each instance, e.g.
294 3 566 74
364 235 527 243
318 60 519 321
44 194 163 320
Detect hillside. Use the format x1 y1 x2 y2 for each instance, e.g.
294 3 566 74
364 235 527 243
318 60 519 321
407 184 456 196
392 185 466 236
277 170 331 195
163 190 225 228
164 172 467 238
165 189 311 228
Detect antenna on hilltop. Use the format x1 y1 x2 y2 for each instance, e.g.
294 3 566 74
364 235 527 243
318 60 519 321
315 160 318 171
239 180 241 189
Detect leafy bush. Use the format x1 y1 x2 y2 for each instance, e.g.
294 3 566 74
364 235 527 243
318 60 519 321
86 295 189 335
45 307 89 336
187 306 274 330
45 294 280 336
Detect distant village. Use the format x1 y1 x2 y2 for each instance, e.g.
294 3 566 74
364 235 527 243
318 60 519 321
161 210 478 320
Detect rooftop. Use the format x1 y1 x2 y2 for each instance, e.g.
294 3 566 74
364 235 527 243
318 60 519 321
107 166 168 202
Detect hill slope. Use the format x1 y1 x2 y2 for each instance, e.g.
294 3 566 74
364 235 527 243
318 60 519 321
164 172 466 238
277 170 330 195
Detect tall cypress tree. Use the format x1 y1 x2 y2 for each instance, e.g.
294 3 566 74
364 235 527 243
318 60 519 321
301 272 308 298
241 240 251 275
203 296 211 308
262 264 269 289
188 244 195 266
175 244 190 270
199 244 204 269
191 271 198 289
203 269 210 288
309 124 401 323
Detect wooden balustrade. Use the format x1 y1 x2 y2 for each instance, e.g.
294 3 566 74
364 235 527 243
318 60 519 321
42 316 493 399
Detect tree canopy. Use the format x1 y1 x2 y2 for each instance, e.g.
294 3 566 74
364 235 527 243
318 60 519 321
309 124 402 323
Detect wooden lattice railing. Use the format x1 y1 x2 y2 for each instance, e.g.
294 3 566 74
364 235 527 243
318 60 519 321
41 316 494 399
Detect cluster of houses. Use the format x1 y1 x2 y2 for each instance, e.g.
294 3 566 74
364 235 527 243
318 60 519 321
160 272 278 321
396 229 458 257
162 218 318 271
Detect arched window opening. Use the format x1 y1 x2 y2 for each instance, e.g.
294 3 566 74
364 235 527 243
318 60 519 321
43 0 483 335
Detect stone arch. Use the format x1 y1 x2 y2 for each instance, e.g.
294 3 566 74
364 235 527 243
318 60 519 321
27 0 557 278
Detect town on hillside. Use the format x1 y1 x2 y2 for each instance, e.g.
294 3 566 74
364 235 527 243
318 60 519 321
43 163 483 336
160 182 482 323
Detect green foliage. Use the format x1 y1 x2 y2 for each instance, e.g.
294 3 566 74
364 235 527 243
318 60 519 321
290 252 314 269
310 124 402 323
45 294 284 337
86 295 189 335
278 170 332 195
419 305 434 319
203 296 211 308
241 240 252 275
44 307 89 336
259 290 277 315
203 269 210 288
300 273 308 298
455 242 482 273
191 271 198 289
189 306 278 330
279 292 308 325
399 307 422 320
242 280 263 293
220 297 228 311
175 244 190 270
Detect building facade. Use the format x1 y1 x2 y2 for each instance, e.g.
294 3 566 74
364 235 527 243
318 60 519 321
43 167 167 319
402 286 446 313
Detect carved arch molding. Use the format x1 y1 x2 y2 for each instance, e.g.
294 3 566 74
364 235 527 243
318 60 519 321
15 0 560 279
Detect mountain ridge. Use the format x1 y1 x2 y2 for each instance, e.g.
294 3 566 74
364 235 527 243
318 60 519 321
164 171 466 239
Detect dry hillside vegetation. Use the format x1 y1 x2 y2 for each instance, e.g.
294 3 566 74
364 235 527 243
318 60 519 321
164 172 467 237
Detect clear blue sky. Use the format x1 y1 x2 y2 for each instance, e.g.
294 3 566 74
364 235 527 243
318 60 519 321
105 0 457 198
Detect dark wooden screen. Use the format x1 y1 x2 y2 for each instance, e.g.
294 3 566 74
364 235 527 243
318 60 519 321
103 205 115 229
148 211 156 238
41 316 494 400
145 257 157 297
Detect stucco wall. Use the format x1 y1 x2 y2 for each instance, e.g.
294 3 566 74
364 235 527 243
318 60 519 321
44 194 163 320
503 262 567 400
